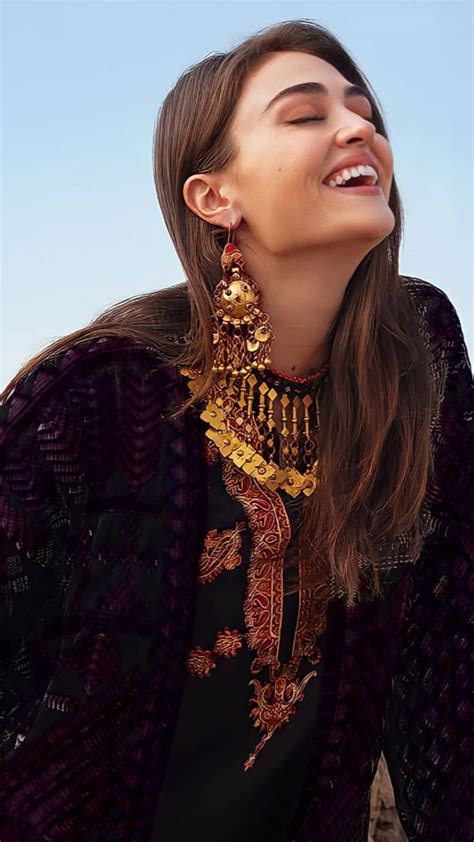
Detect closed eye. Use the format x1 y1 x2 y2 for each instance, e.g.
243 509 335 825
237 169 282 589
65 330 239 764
288 115 377 125
288 116 325 124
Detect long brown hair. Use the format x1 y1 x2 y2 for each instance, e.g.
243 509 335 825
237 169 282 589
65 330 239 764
1 20 436 606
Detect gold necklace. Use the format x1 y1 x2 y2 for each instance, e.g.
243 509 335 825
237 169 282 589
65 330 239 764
180 362 328 498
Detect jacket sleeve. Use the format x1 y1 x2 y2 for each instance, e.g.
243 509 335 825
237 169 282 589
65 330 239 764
382 288 474 841
0 358 87 762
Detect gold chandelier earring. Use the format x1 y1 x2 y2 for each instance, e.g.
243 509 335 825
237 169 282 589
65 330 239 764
180 223 329 498
212 222 274 378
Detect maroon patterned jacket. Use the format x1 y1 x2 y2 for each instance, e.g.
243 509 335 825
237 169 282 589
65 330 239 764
0 276 472 841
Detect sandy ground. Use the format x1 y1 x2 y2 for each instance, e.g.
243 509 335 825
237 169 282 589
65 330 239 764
368 754 408 841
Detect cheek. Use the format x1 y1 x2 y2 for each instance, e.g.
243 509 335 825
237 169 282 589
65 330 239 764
237 134 303 181
377 137 394 174
239 162 292 207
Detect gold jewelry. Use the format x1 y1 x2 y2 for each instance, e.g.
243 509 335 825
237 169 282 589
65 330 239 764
180 225 329 498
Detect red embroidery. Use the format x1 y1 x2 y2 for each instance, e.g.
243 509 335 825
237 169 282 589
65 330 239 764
189 435 330 770
187 647 217 678
245 666 320 770
187 628 245 677
205 438 220 465
198 521 246 584
221 457 329 770
214 628 245 659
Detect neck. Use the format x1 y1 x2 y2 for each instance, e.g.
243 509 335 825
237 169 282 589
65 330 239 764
238 238 367 377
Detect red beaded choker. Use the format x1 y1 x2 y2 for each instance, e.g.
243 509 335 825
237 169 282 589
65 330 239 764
266 362 329 384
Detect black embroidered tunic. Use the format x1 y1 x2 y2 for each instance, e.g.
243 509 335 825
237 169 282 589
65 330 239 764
152 429 326 842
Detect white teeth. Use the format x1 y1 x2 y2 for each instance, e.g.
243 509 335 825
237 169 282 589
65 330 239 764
325 163 379 188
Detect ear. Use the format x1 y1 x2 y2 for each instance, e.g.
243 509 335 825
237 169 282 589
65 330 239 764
183 173 241 228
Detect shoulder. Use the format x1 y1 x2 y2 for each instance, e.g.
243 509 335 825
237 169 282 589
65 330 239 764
0 335 185 454
400 275 470 362
401 277 473 455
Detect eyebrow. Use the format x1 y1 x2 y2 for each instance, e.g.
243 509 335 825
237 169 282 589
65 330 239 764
261 81 373 115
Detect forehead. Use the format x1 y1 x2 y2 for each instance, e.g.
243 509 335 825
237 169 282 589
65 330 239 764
233 51 352 127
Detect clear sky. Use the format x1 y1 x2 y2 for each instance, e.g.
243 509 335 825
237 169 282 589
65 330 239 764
2 0 473 387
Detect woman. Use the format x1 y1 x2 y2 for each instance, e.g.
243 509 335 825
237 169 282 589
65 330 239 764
0 19 472 842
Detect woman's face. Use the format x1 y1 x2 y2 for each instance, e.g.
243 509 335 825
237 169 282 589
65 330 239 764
224 51 395 255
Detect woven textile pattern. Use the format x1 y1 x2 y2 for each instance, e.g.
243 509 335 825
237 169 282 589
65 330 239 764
0 276 472 841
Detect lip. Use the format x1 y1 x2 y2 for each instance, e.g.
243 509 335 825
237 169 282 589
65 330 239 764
323 152 379 183
323 184 383 195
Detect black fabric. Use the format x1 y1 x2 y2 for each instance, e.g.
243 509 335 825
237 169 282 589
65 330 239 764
152 447 326 842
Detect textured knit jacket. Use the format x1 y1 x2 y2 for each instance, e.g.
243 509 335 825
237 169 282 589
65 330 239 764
0 277 472 842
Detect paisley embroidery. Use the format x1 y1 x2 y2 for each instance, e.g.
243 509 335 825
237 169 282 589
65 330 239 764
221 457 329 770
198 521 246 584
189 434 330 769
246 665 320 771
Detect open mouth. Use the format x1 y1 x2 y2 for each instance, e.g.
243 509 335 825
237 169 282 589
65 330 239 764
324 174 375 188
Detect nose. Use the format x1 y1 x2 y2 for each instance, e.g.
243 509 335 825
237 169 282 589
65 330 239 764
336 110 376 143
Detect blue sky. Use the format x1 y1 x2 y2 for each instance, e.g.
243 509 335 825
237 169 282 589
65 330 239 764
2 0 472 387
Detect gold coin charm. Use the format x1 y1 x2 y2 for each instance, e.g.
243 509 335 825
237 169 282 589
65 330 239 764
254 325 270 342
247 338 260 352
219 280 256 323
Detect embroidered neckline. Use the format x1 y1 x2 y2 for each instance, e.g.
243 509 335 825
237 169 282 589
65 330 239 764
186 438 330 771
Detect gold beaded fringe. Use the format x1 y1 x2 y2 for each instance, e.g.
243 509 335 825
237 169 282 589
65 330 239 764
181 367 322 497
